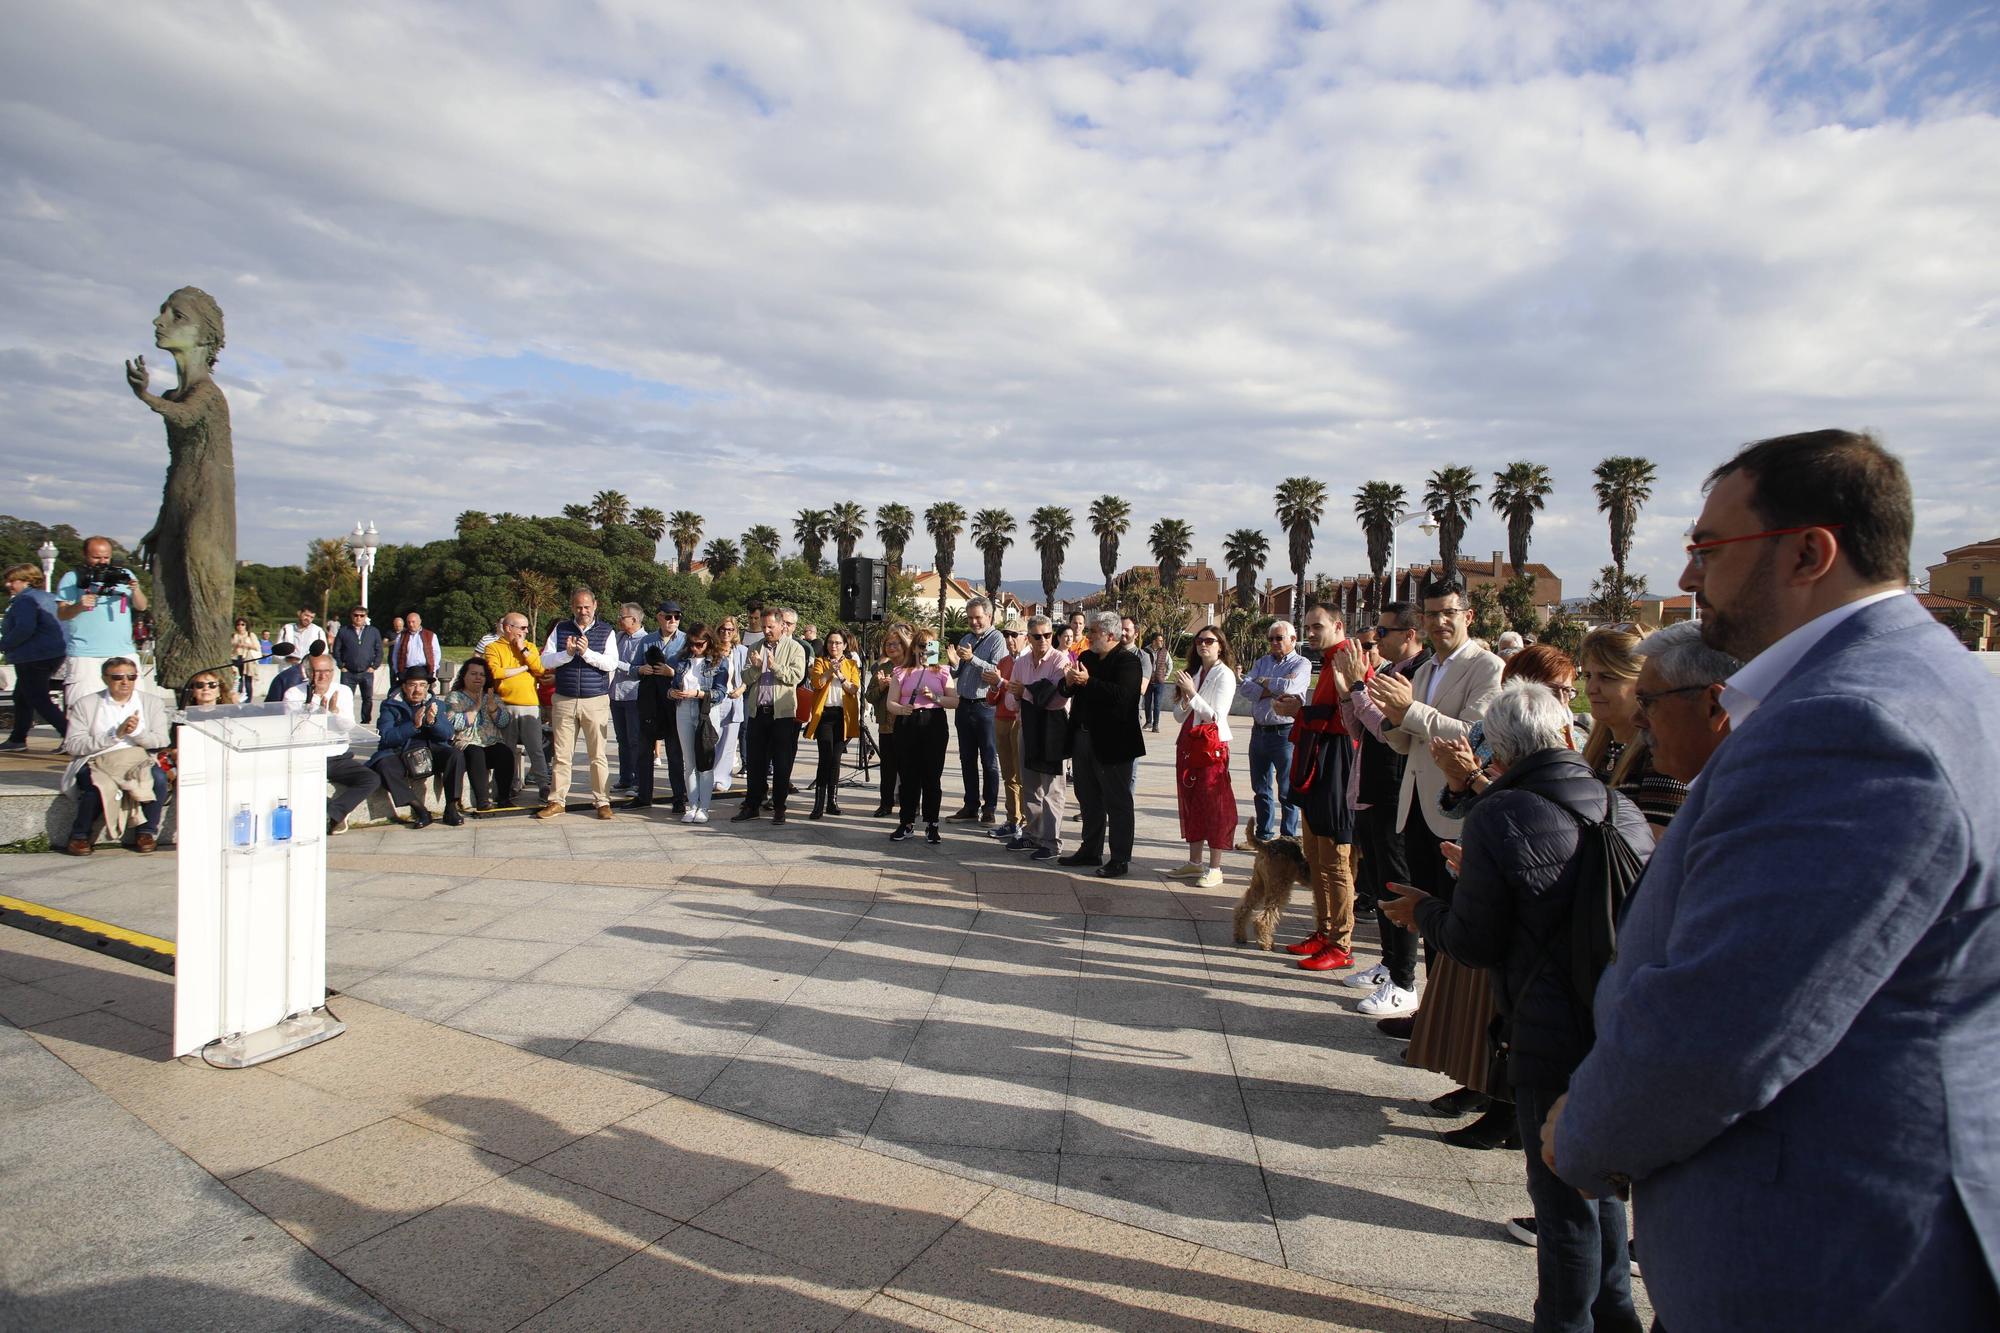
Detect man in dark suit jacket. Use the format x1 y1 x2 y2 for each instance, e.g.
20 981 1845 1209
1058 611 1145 877
1548 431 2000 1332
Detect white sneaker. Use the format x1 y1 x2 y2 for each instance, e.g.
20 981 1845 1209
681 811 699 823
1195 868 1224 888
693 810 709 824
1357 979 1419 1017
1166 863 1205 880
1343 962 1391 991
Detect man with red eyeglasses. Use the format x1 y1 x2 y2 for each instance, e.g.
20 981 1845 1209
1544 430 2000 1333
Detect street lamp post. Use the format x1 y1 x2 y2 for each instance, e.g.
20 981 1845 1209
1386 513 1438 604
36 540 58 590
347 521 379 612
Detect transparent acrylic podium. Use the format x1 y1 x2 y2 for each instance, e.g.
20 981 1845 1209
173 702 346 1066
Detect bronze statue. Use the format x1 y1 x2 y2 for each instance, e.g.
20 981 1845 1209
126 287 236 689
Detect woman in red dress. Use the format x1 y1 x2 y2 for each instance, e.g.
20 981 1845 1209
1170 625 1239 888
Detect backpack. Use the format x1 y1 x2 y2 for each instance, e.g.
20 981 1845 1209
1551 789 1648 1032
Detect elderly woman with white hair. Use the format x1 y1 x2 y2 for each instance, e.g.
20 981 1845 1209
1385 681 1654 1333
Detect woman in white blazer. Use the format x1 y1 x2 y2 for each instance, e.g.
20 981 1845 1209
1169 625 1240 887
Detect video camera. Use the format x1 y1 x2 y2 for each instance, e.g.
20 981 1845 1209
77 562 136 599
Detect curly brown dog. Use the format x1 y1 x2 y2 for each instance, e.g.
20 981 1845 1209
1233 817 1313 950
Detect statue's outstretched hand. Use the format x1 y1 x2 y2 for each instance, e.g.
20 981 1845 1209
125 356 150 398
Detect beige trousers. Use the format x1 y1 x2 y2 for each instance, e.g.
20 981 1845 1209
1303 831 1356 949
994 716 1025 826
550 693 612 808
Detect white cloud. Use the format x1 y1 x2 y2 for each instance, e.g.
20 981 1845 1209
0 0 1994 601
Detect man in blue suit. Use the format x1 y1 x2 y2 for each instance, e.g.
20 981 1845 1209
1546 431 2000 1331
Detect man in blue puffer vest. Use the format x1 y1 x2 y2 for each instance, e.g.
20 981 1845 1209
535 586 620 820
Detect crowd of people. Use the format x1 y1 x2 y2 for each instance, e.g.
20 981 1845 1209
6 430 1997 1330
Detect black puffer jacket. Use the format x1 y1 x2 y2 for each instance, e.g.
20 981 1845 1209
1413 747 1653 1092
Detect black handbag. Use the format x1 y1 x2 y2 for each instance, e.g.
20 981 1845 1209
399 743 434 782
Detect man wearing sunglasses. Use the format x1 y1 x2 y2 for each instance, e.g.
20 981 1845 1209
1237 619 1310 843
59 656 171 854
1546 431 2000 1333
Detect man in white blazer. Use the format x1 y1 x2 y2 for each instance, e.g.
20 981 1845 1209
1366 573 1505 1022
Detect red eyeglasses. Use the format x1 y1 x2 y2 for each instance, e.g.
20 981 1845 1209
1685 524 1842 570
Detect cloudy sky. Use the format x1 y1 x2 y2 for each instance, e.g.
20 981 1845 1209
4 0 1996 596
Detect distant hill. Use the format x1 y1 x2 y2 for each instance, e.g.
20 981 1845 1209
999 578 1101 606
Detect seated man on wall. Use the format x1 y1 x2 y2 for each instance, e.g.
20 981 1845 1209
60 656 171 854
284 652 382 835
369 666 465 828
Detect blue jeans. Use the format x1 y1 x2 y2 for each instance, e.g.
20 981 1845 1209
612 698 642 787
1247 725 1299 839
1143 681 1165 729
1514 1085 1643 1333
955 700 998 814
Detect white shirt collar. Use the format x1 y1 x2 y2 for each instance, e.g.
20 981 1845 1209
1719 589 1906 726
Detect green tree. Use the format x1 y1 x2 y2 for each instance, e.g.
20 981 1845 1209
1593 456 1658 580
666 510 702 572
1489 462 1553 574
589 490 631 528
1467 582 1505 641
1423 465 1482 582
304 537 358 622
562 503 591 522
630 506 667 548
742 525 782 564
1353 481 1407 610
793 509 832 574
1221 528 1268 613
455 510 491 536
1030 505 1074 613
924 502 967 628
1148 517 1194 601
829 501 868 567
1088 494 1131 601
511 569 560 639
1497 574 1541 636
1586 566 1650 623
700 537 740 577
1541 607 1587 659
874 502 915 578
970 508 1016 601
1274 476 1328 615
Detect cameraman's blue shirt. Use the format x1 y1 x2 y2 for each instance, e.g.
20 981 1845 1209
55 570 138 659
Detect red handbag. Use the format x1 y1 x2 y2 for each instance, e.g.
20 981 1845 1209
1177 720 1226 783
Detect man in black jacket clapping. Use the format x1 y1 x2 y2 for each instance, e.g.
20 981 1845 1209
1058 611 1145 877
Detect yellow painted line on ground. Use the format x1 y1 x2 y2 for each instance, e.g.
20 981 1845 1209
0 893 177 958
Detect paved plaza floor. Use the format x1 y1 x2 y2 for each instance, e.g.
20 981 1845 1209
0 745 1649 1330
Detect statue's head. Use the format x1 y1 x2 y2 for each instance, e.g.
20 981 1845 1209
154 286 226 368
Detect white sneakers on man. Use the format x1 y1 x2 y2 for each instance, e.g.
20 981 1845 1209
1343 962 1390 991
1166 863 1205 880
1195 868 1224 888
1356 977 1418 1016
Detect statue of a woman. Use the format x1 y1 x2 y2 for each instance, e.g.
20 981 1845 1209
126 287 236 690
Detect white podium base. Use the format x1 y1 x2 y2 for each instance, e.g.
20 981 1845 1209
203 1009 346 1069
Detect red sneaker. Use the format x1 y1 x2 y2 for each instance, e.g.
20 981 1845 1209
1283 932 1329 957
1299 945 1356 971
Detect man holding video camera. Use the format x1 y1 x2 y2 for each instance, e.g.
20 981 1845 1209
55 536 148 708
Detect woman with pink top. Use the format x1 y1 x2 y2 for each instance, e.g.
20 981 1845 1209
884 625 958 844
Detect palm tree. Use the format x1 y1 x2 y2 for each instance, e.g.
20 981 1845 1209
455 510 491 536
1489 462 1553 575
970 508 1017 601
924 502 968 627
492 512 524 525
874 502 915 578
1423 465 1482 581
743 524 782 563
510 569 560 640
1030 505 1074 614
1088 494 1132 601
631 506 667 548
1593 456 1659 580
1221 528 1269 612
1353 481 1408 609
589 490 631 528
1274 476 1329 615
793 508 832 574
1149 517 1194 600
700 537 740 576
829 501 868 567
561 503 591 523
664 510 702 572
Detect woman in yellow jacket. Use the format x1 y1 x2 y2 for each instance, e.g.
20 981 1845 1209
804 626 862 819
